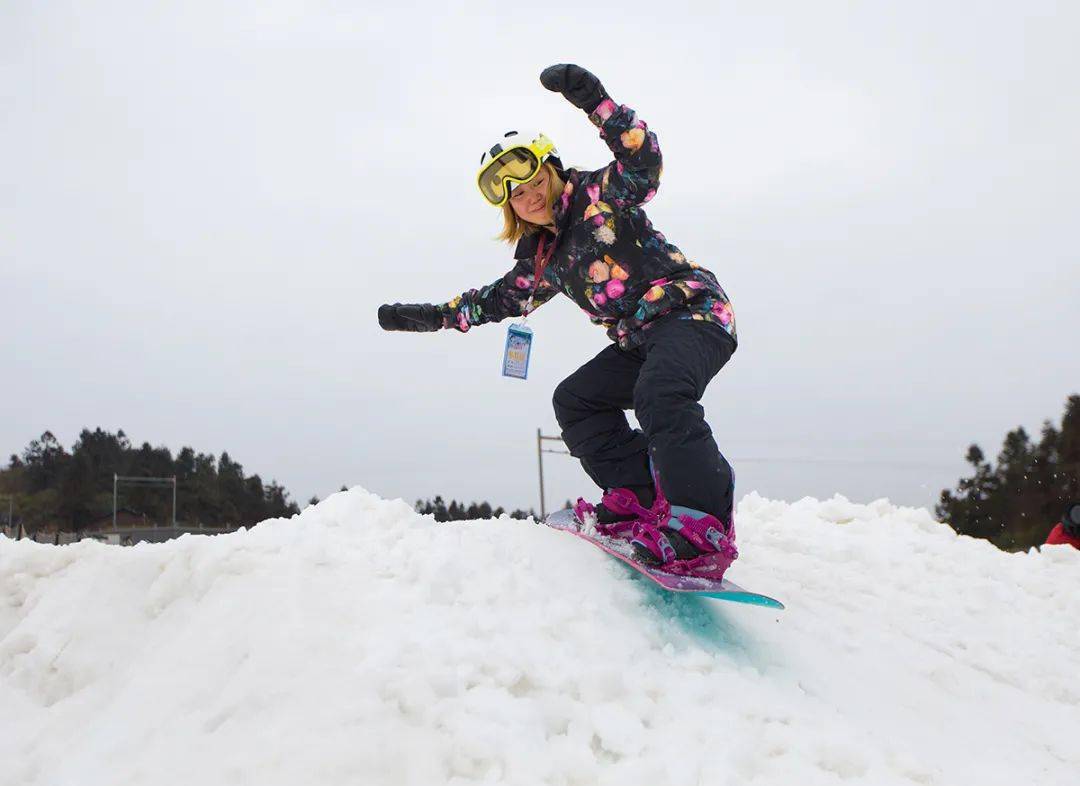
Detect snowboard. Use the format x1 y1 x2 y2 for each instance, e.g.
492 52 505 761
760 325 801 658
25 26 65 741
545 508 784 609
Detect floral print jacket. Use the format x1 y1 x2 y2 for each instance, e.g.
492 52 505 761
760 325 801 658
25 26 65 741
438 98 736 350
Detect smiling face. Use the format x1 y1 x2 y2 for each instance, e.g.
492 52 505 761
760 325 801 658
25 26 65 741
509 167 554 226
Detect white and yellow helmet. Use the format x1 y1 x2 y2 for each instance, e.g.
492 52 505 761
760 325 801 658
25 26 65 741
476 130 563 207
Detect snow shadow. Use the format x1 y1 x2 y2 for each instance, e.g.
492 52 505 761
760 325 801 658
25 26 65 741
624 572 778 669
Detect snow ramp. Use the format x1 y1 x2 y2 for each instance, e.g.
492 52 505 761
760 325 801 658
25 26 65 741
1 488 1078 786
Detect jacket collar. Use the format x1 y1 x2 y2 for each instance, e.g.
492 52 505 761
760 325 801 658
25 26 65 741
513 231 542 261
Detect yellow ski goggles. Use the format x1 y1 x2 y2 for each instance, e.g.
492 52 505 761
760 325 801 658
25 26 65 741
476 133 557 207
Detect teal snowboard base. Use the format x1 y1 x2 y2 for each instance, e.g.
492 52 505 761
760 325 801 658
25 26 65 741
545 509 784 610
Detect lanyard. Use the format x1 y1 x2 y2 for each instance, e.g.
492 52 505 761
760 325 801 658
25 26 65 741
505 231 551 379
524 232 554 319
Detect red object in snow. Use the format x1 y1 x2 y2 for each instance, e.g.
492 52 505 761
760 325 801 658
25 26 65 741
1044 522 1080 549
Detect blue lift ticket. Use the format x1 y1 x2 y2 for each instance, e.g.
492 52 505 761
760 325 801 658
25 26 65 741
502 324 533 379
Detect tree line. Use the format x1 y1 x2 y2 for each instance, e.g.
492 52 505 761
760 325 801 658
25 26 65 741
0 428 544 537
1 428 300 535
937 395 1080 551
414 496 536 522
6 396 1075 552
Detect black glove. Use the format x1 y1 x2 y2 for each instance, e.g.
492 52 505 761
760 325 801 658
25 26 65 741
540 64 608 113
378 303 443 332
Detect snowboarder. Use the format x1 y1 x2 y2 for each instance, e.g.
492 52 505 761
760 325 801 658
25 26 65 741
1044 502 1080 550
378 64 739 575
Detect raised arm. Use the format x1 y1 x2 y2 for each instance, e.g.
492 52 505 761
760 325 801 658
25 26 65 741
588 99 661 208
540 64 662 208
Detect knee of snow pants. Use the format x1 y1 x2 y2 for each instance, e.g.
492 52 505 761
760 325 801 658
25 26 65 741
551 346 652 490
633 319 736 520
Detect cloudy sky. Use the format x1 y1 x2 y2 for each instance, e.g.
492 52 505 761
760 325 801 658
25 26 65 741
3 1 1078 516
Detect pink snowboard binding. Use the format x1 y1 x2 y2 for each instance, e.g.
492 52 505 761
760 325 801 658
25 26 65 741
573 481 738 579
573 487 654 538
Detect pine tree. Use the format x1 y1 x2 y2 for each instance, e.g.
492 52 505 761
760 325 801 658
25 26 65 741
432 496 449 522
937 396 1080 551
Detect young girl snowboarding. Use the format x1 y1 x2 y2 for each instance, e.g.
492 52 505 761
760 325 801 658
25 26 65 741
378 64 739 577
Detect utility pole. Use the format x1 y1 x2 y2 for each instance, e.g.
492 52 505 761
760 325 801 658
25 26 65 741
536 429 545 519
536 430 571 519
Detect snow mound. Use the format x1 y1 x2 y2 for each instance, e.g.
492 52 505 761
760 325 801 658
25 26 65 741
2 488 1078 786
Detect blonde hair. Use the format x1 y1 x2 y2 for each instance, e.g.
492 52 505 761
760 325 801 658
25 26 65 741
496 162 566 244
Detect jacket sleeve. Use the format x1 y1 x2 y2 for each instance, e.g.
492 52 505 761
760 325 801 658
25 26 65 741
437 257 557 333
586 98 662 208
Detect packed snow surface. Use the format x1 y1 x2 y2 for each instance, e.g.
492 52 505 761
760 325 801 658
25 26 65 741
2 488 1078 786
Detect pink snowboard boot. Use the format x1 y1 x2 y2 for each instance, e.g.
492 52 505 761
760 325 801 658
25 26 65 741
628 479 738 579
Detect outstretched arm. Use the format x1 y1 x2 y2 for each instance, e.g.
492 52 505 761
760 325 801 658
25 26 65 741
436 256 556 333
540 64 662 208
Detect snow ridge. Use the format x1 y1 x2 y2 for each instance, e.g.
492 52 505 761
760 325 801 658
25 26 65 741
1 488 1078 786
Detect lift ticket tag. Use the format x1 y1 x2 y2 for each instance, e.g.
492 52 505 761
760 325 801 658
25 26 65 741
502 324 533 380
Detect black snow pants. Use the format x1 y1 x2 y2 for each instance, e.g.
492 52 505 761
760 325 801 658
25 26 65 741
552 315 736 520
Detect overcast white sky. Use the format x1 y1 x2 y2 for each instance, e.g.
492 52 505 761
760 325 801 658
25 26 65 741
3 1 1078 516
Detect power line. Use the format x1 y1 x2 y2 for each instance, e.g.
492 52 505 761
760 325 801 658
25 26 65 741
731 457 959 471
535 430 959 514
